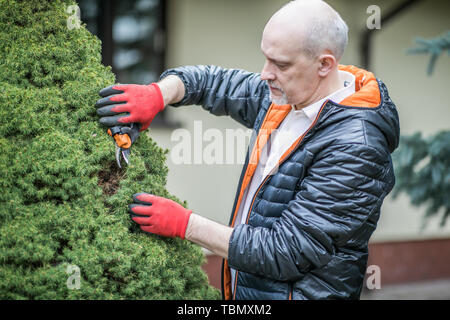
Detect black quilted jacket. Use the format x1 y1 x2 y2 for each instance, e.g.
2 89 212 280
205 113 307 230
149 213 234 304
160 65 400 300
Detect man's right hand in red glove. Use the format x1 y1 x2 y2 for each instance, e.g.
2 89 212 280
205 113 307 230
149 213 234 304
95 76 186 131
95 83 165 131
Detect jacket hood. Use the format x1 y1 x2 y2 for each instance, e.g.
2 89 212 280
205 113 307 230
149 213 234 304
336 65 400 153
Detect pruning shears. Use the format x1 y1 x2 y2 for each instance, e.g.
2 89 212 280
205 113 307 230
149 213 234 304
107 123 141 168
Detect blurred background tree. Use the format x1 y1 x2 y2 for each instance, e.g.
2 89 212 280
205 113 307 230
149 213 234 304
392 30 450 227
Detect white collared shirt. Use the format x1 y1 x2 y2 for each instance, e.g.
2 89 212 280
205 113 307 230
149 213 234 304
230 70 356 295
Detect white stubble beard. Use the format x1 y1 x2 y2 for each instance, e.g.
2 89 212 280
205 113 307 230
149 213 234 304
268 81 289 105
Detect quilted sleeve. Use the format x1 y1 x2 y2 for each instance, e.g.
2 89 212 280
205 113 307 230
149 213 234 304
160 65 270 128
227 142 395 281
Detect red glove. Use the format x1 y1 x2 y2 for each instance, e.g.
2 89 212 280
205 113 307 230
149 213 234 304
96 83 165 131
129 193 192 239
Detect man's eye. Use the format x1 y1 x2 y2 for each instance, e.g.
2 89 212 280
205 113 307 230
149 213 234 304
276 64 288 70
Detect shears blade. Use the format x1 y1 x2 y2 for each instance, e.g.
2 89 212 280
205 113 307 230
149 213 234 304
110 123 141 169
115 144 123 169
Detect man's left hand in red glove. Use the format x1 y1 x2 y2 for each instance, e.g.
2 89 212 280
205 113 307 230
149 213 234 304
129 193 233 258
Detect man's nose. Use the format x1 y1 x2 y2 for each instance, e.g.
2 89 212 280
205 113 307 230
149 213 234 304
260 62 275 81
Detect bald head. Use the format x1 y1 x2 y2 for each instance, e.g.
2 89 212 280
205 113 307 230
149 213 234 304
263 0 348 61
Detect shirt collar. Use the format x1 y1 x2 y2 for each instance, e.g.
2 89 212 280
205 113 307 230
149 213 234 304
291 70 356 121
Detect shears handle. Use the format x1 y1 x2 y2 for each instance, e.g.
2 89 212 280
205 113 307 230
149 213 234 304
107 123 141 149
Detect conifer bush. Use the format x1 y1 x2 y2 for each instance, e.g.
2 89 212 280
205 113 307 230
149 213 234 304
0 0 220 299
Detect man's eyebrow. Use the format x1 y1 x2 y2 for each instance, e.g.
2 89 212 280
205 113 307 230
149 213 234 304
268 57 291 65
261 49 290 65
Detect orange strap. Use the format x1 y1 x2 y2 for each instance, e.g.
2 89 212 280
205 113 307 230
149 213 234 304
223 103 291 300
230 103 291 228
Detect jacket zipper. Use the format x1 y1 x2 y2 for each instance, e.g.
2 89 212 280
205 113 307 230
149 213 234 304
233 100 328 300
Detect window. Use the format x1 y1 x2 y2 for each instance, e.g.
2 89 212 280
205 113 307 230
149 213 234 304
79 0 178 128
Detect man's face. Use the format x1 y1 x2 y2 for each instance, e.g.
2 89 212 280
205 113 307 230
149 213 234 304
260 26 320 107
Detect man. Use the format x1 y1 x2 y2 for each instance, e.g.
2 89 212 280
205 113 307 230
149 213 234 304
95 0 400 300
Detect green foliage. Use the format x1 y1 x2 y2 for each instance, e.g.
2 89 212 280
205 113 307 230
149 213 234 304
392 131 450 227
0 0 220 299
395 31 450 228
406 31 450 75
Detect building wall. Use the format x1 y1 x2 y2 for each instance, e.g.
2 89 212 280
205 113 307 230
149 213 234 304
367 0 450 241
148 0 450 243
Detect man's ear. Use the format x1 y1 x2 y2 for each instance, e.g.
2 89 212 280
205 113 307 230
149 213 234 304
317 53 337 77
